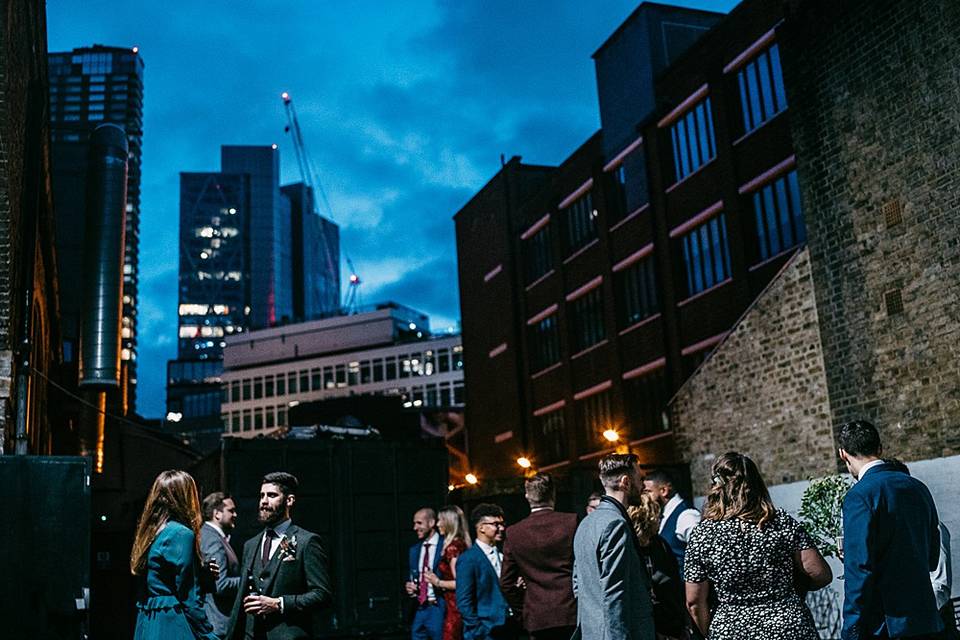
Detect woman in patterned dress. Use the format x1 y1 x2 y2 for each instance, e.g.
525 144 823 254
684 452 832 639
422 505 472 640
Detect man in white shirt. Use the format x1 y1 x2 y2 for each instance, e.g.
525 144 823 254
643 469 701 573
405 508 444 640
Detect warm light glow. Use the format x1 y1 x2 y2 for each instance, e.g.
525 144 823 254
447 484 455 491
517 457 532 469
465 473 478 485
603 429 620 443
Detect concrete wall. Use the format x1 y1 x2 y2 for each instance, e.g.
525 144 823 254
672 249 836 492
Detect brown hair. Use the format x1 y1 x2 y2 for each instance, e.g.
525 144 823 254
524 473 555 507
130 470 203 575
598 453 639 490
437 505 472 549
702 452 776 528
201 491 232 521
627 492 662 546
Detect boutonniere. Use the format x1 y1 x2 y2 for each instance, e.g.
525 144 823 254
278 535 298 562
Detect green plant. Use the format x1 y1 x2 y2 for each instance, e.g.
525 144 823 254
799 474 852 559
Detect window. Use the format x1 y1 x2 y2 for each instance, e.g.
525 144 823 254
324 366 334 389
277 406 287 427
399 356 410 379
453 346 464 370
562 192 597 255
253 377 263 400
242 410 252 432
577 391 612 451
242 379 251 401
680 214 732 297
624 368 670 439
287 372 298 394
348 362 360 386
670 97 716 182
230 380 240 403
616 257 658 328
265 376 274 398
231 412 240 433
453 381 464 405
373 359 384 382
265 408 275 429
751 170 805 261
529 315 561 373
311 368 321 391
335 364 346 387
738 43 787 134
569 287 606 353
386 356 398 380
426 384 439 407
523 226 553 283
254 408 264 430
276 375 286 396
609 151 649 223
299 370 309 393
437 350 450 373
440 382 453 406
534 409 568 466
361 360 371 384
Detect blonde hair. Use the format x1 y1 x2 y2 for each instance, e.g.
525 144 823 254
130 470 203 575
627 492 662 546
702 452 776 529
438 505 472 548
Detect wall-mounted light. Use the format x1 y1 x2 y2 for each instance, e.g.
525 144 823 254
602 429 620 443
465 473 478 485
516 457 531 469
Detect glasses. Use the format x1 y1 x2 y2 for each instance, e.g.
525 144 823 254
479 520 505 529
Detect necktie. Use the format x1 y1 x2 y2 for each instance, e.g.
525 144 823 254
418 543 431 604
261 529 277 566
490 548 501 576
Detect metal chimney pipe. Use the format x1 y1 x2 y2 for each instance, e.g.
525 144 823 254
78 124 128 388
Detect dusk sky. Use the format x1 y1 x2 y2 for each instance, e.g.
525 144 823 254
47 0 738 418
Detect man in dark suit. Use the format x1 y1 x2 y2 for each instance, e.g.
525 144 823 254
456 504 513 640
500 474 576 640
226 472 331 640
201 492 241 638
404 508 445 640
838 420 943 640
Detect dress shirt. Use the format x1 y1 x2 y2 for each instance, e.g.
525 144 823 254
260 518 292 613
856 459 885 480
931 523 952 610
418 532 440 601
205 520 229 543
658 494 701 543
475 539 502 577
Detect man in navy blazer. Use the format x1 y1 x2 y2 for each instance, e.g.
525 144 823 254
405 508 445 640
456 503 512 640
838 420 943 640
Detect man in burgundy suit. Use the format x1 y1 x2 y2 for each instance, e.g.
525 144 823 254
499 473 577 640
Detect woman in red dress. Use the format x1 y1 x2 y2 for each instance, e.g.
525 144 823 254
423 505 471 640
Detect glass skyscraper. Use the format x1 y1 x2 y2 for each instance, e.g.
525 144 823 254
281 182 341 320
48 45 144 412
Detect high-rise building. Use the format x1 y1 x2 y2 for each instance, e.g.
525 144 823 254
221 146 293 327
48 44 144 413
281 182 341 320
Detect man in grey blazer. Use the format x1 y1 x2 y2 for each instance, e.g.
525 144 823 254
572 453 654 640
201 492 242 638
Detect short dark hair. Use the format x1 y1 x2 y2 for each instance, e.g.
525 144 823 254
643 469 674 488
524 473 555 506
837 420 882 457
598 453 639 490
261 471 299 498
201 491 232 521
470 503 505 531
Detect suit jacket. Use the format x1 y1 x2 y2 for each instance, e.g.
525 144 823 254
841 463 942 640
499 509 577 632
408 534 446 610
201 523 242 637
572 497 654 640
456 543 510 640
226 523 332 640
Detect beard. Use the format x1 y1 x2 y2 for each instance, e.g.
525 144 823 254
258 503 285 526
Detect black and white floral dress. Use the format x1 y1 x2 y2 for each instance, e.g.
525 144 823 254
683 508 818 640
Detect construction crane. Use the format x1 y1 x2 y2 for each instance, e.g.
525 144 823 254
281 91 362 314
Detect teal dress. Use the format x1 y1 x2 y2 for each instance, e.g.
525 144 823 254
133 521 217 640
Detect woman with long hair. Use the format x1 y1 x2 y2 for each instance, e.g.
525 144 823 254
628 493 687 640
130 470 216 640
683 452 832 639
423 505 472 640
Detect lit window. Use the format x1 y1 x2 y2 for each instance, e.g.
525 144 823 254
179 326 199 338
179 303 209 316
121 348 131 360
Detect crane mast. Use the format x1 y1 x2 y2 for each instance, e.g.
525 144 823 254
281 91 361 314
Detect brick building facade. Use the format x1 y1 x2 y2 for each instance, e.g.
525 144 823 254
0 0 63 455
